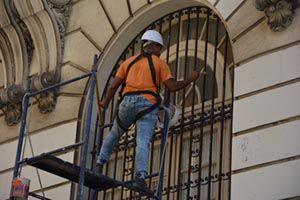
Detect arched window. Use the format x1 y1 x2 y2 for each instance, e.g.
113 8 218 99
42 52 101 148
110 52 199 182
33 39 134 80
96 6 233 200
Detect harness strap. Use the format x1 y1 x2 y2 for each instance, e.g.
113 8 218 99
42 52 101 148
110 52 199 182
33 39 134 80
117 52 161 131
124 90 158 97
144 52 157 88
124 90 161 120
125 53 146 80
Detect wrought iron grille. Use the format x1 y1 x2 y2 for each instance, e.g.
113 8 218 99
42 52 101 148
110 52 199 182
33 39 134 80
93 6 233 200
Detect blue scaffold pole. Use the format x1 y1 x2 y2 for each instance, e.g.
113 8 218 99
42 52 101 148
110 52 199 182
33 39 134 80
77 54 99 200
156 92 170 200
13 80 31 179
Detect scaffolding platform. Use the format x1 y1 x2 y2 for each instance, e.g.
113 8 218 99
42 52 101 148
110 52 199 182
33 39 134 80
23 154 156 198
23 154 121 191
11 55 160 199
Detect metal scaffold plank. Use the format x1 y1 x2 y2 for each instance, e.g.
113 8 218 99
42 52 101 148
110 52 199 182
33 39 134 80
24 155 121 191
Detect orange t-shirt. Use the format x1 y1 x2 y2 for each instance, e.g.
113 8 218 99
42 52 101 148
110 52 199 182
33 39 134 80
116 54 173 104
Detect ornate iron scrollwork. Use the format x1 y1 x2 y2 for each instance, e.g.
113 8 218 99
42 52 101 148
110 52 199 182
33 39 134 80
254 0 296 31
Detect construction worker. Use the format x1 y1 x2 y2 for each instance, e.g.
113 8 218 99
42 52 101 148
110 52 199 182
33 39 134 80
94 30 200 193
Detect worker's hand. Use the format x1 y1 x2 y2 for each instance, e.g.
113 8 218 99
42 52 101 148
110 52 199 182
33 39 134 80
190 70 200 81
100 101 108 109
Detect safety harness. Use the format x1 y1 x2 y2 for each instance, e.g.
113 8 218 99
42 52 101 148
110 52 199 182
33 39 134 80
117 51 161 131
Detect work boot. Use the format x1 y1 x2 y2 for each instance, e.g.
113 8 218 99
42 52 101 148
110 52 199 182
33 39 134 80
132 177 154 196
93 164 103 175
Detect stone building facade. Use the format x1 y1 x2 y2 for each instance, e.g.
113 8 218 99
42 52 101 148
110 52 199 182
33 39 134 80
0 0 299 199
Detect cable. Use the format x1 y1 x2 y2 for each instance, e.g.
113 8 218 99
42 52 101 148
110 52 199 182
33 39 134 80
20 94 46 199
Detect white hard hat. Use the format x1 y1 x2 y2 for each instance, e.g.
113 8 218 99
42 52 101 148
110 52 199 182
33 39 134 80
141 30 164 47
157 103 180 128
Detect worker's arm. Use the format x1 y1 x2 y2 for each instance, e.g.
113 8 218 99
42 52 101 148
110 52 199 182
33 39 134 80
100 77 123 109
163 70 200 92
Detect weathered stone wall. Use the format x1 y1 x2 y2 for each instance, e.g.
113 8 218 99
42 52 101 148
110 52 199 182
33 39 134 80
0 0 299 199
224 0 300 199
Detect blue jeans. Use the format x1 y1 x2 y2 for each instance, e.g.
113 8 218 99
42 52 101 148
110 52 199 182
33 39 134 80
97 95 158 179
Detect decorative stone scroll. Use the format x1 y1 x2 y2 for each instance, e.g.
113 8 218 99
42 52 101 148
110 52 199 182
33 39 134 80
254 0 296 31
31 72 57 114
0 0 71 125
47 0 71 53
0 85 25 125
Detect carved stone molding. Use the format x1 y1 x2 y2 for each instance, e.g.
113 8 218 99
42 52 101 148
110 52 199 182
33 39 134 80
0 0 71 125
8 0 34 65
0 85 25 126
254 0 296 31
46 0 71 60
30 72 56 92
0 85 25 105
31 72 57 114
0 72 57 125
37 91 57 113
4 104 22 126
48 0 71 6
